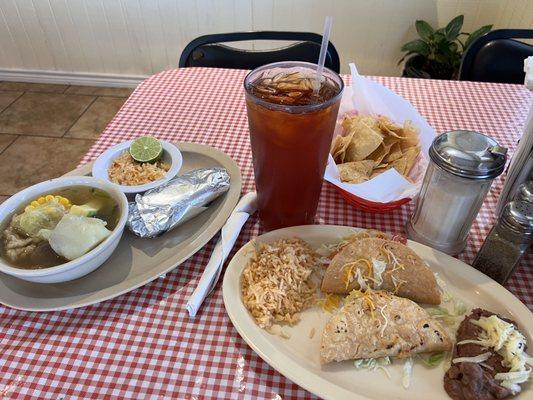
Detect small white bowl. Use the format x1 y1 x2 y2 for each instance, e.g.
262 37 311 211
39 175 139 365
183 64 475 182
0 176 128 283
92 140 183 194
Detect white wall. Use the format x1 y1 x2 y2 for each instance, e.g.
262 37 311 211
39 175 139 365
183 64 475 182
0 0 531 85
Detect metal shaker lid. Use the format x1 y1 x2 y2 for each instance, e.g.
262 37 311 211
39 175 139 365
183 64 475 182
516 181 533 204
429 131 507 179
502 200 533 235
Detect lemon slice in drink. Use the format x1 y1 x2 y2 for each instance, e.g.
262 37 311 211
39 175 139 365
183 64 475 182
129 136 163 163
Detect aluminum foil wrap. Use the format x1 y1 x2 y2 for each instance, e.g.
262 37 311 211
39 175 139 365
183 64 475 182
128 167 231 238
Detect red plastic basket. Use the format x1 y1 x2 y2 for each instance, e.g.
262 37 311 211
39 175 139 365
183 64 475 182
333 184 412 213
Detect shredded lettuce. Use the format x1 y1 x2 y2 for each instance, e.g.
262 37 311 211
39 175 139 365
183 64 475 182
371 258 387 288
353 357 391 370
425 306 465 327
419 352 445 368
454 301 467 316
402 357 414 389
354 357 392 378
354 269 368 291
434 273 452 302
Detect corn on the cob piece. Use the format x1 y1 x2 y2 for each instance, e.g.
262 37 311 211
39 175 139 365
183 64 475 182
24 195 71 212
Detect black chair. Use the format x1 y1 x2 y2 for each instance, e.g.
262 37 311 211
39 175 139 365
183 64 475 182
459 29 533 84
179 31 340 73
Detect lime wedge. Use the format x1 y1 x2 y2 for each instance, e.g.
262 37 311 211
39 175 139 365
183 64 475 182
129 136 163 163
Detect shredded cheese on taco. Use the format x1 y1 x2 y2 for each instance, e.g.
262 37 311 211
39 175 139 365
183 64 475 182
346 289 377 320
342 258 373 289
391 275 407 294
318 293 343 313
452 352 492 364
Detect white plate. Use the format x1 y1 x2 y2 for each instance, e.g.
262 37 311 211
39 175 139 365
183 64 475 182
223 225 533 400
0 143 241 311
92 140 183 194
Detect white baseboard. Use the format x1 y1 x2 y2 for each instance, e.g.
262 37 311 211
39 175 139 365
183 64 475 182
0 69 149 88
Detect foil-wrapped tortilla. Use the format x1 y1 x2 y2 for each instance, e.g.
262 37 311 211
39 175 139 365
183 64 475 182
128 167 230 238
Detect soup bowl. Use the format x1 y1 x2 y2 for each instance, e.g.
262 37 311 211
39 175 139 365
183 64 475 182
0 176 128 283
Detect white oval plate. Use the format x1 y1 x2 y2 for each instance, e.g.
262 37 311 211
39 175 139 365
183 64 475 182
222 225 533 400
92 140 183 194
0 143 241 311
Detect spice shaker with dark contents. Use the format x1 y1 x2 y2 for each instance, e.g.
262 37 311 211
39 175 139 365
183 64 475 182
472 200 533 284
515 181 533 204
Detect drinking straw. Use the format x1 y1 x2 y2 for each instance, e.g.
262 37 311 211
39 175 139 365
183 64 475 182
314 16 333 94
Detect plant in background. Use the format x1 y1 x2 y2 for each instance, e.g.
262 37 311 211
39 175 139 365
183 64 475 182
399 15 492 79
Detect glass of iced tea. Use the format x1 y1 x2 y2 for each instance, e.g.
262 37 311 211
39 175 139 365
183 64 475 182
244 61 344 231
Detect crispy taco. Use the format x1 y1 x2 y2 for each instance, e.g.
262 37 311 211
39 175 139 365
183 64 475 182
321 238 441 305
320 290 451 364
325 229 393 259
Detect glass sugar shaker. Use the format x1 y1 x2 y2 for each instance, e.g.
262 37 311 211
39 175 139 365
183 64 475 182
472 201 533 284
407 130 507 255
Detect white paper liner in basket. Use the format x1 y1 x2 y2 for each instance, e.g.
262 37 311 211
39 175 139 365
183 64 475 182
324 63 436 203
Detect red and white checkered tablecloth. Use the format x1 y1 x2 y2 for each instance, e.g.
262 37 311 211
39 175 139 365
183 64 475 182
1 67 531 399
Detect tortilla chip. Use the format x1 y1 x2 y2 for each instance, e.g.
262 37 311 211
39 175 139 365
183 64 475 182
341 116 357 132
331 136 345 162
384 142 403 163
389 157 408 175
366 148 383 164
331 128 358 164
402 145 421 176
400 120 420 149
378 116 403 138
332 114 422 184
338 160 374 182
338 161 375 183
370 168 388 179
358 116 380 131
351 160 375 174
340 171 368 184
344 124 383 162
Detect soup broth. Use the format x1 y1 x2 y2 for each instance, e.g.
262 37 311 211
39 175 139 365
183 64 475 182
59 187 120 230
1 186 119 270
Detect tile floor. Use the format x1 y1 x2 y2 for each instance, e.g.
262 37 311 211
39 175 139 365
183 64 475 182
0 82 134 202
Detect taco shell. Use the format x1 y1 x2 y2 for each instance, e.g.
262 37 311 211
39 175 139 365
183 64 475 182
321 238 441 305
320 290 452 364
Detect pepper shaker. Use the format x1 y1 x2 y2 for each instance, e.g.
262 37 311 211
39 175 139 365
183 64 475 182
515 181 533 204
472 201 533 284
407 131 507 255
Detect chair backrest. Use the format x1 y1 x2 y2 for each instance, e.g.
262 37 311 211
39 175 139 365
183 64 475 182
459 29 533 84
179 31 340 73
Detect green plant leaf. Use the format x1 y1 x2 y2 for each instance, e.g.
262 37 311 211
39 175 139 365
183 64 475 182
401 39 430 56
464 24 493 49
397 51 416 65
435 53 449 64
416 20 434 41
445 15 464 40
431 29 443 43
436 38 453 51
